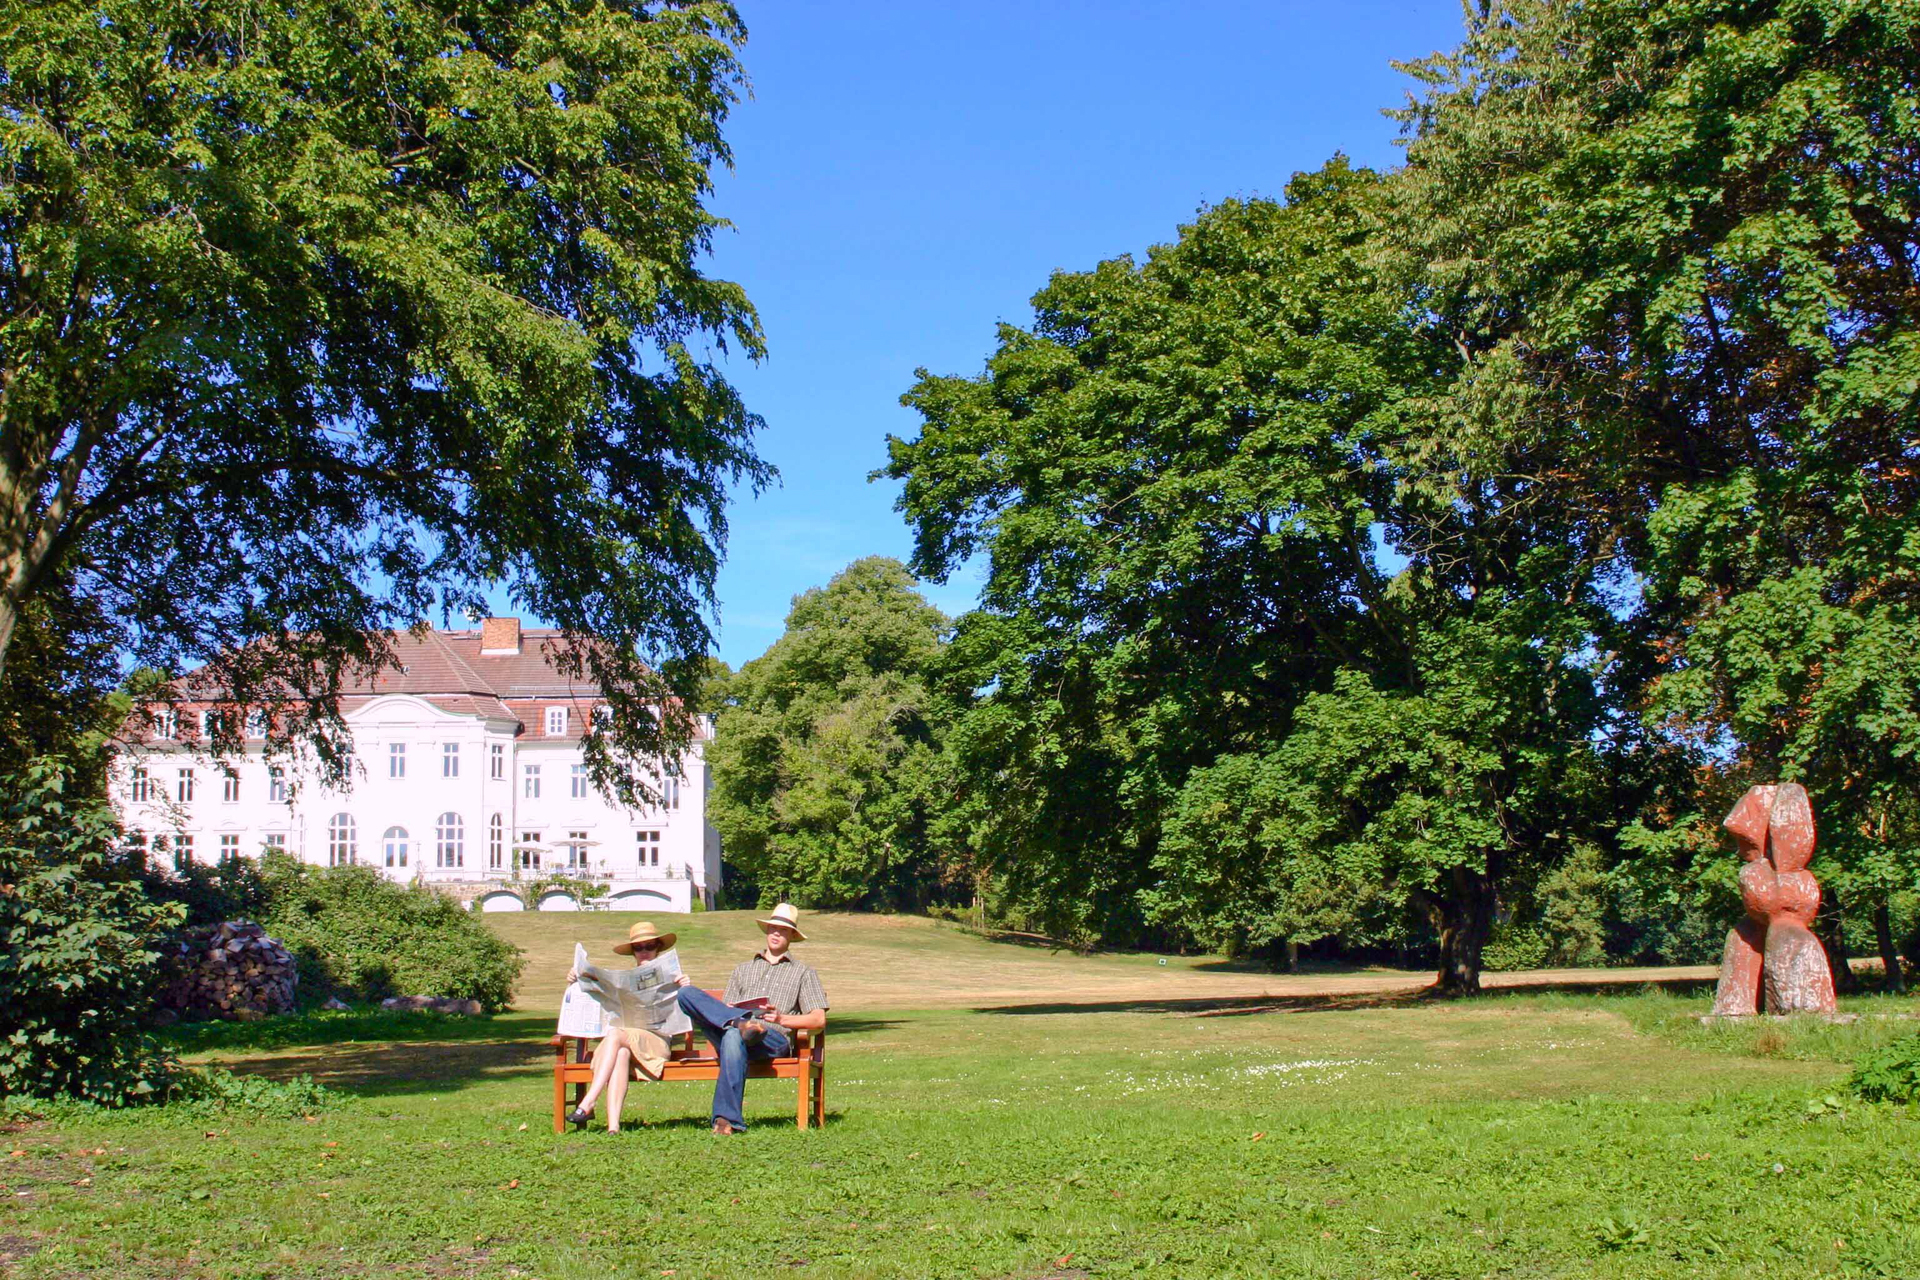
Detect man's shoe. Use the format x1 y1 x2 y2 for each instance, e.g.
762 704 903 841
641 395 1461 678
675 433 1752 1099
736 1020 767 1049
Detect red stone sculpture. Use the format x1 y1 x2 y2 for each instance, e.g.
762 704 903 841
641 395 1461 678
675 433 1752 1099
1709 782 1837 1016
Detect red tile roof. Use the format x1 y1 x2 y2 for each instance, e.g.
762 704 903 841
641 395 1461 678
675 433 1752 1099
156 624 709 744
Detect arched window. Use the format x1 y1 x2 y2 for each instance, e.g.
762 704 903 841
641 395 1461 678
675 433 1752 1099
436 812 465 869
327 813 357 866
383 825 409 869
489 814 504 870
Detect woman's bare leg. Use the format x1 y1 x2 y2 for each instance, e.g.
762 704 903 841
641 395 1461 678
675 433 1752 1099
575 1036 621 1114
605 1044 635 1132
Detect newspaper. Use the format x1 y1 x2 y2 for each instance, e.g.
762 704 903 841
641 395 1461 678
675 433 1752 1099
556 944 606 1039
562 943 693 1040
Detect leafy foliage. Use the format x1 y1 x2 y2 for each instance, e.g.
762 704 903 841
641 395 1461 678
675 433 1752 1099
891 163 1625 988
1850 1033 1920 1105
0 0 771 786
707 558 955 908
887 0 1920 993
1392 0 1920 979
160 1066 339 1118
0 758 183 1104
136 855 272 931
250 855 523 1012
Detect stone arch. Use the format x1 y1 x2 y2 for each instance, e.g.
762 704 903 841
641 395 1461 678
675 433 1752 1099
606 889 672 910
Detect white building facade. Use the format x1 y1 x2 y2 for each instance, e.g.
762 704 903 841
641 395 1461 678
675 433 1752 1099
112 618 721 913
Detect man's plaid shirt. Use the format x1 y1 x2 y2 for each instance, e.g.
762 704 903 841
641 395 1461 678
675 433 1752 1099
723 951 830 1015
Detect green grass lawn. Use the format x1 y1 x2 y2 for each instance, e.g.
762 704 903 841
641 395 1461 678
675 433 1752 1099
3 913 1916 1279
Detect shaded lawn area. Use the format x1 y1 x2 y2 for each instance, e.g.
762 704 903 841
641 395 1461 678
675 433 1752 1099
4 989 1917 1279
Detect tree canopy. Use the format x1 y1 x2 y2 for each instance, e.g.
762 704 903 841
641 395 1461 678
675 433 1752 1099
706 557 955 909
0 0 769 778
886 0 1920 991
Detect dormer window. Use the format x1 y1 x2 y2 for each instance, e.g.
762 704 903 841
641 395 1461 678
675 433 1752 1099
545 707 568 737
152 710 177 740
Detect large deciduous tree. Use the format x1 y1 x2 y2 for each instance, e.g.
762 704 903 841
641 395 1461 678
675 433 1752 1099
0 0 769 778
888 162 1627 989
1392 0 1920 988
706 557 955 909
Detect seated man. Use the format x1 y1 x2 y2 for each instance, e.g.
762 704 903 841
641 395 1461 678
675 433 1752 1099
675 903 829 1134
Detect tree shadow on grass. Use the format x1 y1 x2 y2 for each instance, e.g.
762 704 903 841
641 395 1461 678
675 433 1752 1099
220 1013 905 1099
167 1009 551 1056
223 1036 551 1096
975 973 1721 1018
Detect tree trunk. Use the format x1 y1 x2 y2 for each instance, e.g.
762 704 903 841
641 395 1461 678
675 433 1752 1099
1432 865 1496 996
1815 886 1861 996
1873 898 1906 994
1285 939 1299 973
0 589 16 682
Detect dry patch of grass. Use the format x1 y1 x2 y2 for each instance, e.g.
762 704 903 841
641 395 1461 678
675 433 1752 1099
487 909 1719 1013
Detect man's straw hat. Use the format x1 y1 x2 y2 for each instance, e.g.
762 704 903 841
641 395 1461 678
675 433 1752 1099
756 903 807 942
612 920 678 954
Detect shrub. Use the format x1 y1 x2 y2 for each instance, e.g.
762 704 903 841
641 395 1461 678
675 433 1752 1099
255 856 523 1011
137 855 272 929
1850 1033 1920 1104
1536 844 1610 967
1482 923 1551 972
163 1065 338 1117
0 757 184 1104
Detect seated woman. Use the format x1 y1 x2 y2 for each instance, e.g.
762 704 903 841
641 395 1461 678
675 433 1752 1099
563 920 691 1132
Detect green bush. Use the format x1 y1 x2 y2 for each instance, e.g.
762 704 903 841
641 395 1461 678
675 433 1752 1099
137 855 271 929
163 1065 338 1117
1850 1032 1920 1104
255 856 523 1011
0 757 185 1104
1482 923 1552 972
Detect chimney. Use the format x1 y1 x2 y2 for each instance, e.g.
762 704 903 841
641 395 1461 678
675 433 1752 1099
479 617 521 655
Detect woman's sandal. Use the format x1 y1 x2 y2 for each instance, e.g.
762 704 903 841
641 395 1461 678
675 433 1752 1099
565 1106 594 1125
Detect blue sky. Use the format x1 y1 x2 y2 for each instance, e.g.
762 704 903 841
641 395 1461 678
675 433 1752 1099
560 2 1471 668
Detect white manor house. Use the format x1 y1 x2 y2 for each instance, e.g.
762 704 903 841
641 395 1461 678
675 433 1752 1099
112 617 721 913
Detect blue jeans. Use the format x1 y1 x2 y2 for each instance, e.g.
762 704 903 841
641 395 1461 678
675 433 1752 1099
676 986 791 1130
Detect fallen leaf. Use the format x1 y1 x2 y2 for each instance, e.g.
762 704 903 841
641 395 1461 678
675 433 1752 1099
506 1179 520 1189
1057 1255 1073 1267
324 1142 339 1148
1692 1153 1711 1162
516 1123 528 1132
7 1150 22 1158
318 1193 331 1199
1250 1132 1265 1141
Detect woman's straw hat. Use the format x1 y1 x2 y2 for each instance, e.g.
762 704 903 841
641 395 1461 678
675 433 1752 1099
756 902 807 942
612 920 678 954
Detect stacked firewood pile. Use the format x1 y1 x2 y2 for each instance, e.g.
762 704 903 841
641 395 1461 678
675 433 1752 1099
157 921 298 1020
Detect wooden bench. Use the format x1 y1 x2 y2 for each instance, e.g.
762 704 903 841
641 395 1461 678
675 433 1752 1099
549 994 827 1132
